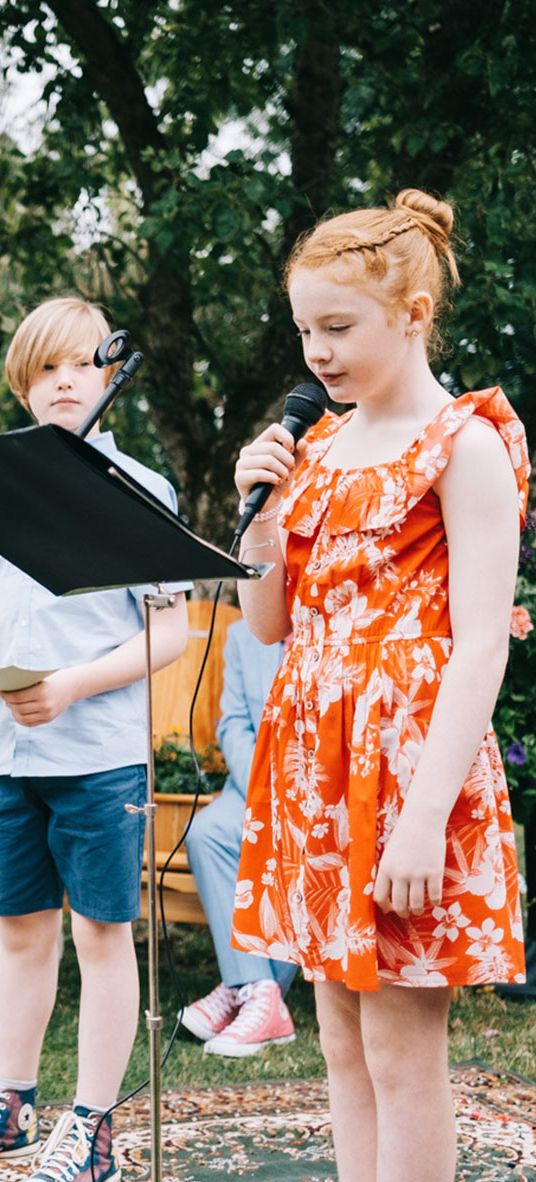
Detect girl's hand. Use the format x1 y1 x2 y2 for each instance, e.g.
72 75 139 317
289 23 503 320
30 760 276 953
235 423 306 504
373 811 447 918
0 669 82 727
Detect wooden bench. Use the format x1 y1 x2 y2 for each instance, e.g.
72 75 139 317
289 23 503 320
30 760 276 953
139 599 241 924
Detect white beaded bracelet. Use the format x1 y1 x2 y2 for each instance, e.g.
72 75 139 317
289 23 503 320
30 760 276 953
238 498 281 522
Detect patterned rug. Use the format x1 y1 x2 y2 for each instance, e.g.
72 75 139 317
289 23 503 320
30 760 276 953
4 1063 535 1181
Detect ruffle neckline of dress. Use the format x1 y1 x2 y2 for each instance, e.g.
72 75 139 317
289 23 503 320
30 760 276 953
279 386 530 538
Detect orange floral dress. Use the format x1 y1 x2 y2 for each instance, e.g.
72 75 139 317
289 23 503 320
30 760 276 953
231 388 531 991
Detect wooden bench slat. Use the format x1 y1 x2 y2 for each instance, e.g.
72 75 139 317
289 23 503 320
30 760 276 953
140 869 199 895
138 887 207 925
151 600 241 749
142 849 189 871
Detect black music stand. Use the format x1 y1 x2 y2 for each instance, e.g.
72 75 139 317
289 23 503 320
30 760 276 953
0 422 260 1182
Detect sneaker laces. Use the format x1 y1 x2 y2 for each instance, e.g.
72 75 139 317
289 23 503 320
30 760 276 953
33 1111 91 1179
201 983 239 1023
228 983 276 1037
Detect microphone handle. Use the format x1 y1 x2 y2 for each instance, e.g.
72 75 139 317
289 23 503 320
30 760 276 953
76 351 144 439
234 413 304 540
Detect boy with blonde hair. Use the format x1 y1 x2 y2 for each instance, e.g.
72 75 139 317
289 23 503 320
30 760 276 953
0 297 191 1182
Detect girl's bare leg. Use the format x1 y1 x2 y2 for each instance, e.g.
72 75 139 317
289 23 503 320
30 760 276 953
360 983 456 1182
314 980 377 1182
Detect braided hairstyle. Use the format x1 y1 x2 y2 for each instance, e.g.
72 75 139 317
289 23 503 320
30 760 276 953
284 189 460 353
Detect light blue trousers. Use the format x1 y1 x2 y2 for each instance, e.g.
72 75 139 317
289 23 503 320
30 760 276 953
185 785 297 994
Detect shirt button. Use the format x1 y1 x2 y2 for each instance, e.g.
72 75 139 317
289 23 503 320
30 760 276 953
20 619 28 627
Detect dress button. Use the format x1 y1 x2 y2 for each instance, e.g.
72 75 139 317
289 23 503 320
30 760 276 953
305 700 313 710
310 606 318 616
295 891 303 903
313 560 321 570
312 651 320 662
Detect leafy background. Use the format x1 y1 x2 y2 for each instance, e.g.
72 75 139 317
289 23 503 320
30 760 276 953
0 0 534 931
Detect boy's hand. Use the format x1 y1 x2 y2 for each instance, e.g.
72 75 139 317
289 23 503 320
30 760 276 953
0 669 81 726
373 811 447 918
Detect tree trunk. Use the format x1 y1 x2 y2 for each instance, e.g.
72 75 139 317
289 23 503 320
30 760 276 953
35 1 343 550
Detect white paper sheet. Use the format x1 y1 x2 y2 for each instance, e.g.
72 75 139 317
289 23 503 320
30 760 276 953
0 667 56 692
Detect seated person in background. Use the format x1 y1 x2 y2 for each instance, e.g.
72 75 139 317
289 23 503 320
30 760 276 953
183 618 296 1057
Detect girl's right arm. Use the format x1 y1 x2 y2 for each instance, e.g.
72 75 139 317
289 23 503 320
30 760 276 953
234 422 301 644
0 595 189 726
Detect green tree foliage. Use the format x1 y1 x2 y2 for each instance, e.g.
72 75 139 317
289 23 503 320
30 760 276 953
0 1 535 886
0 0 534 540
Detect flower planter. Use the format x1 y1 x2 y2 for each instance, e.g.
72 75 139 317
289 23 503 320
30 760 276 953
140 792 218 925
153 791 216 852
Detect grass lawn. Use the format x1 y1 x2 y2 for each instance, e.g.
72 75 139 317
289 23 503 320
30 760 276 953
38 920 535 1102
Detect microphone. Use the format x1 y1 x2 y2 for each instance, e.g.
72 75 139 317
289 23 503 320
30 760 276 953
234 382 327 540
76 332 144 439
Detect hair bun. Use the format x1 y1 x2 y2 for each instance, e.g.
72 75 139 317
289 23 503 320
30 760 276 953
395 188 454 238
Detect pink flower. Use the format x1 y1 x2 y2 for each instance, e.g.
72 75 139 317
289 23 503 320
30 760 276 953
510 604 533 640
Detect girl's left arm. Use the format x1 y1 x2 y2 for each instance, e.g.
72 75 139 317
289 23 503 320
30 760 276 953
374 418 521 918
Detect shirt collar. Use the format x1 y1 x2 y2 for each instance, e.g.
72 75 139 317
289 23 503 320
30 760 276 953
89 431 119 458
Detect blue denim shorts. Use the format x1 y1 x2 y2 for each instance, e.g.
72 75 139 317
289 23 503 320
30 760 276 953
0 765 147 923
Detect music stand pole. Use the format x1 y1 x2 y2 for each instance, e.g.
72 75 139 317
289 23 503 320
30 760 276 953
143 589 175 1182
127 588 176 1182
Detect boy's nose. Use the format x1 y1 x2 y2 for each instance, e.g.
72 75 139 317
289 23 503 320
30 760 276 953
55 365 74 388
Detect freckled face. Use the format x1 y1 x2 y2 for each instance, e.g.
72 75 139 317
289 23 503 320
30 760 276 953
289 268 410 404
27 357 106 434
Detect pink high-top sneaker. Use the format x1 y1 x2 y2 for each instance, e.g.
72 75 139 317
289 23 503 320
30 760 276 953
204 980 295 1057
181 982 241 1041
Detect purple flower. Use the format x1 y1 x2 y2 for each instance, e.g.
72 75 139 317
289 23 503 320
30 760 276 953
506 742 527 766
519 542 536 574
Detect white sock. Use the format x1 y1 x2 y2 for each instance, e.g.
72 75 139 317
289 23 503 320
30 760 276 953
0 1077 37 1092
73 1099 110 1115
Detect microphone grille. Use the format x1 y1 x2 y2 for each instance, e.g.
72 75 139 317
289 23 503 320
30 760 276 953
284 382 327 426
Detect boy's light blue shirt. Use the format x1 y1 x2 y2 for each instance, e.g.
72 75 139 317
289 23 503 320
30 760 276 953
0 431 191 776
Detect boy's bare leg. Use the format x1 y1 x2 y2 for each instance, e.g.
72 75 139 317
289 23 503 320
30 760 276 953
360 983 456 1182
0 910 62 1079
72 913 139 1109
314 980 377 1182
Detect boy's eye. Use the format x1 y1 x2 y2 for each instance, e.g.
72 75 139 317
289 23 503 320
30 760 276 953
77 361 91 368
296 328 310 338
43 363 56 371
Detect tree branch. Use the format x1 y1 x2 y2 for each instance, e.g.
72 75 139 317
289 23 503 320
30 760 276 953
45 0 168 205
